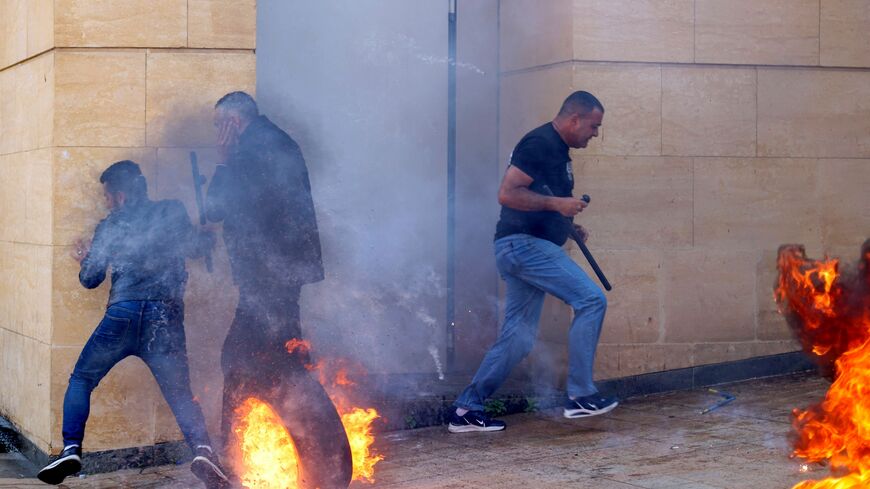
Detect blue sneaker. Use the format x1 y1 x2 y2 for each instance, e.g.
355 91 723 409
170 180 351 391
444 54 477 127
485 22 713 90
448 410 506 433
563 394 618 418
190 445 230 489
37 445 81 485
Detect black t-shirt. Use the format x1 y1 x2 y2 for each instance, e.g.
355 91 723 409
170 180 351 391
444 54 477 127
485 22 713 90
494 122 574 246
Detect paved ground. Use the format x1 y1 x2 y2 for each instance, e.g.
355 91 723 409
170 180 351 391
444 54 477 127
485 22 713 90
0 372 832 488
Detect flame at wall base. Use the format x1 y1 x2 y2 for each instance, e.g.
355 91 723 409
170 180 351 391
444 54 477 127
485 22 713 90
776 241 870 489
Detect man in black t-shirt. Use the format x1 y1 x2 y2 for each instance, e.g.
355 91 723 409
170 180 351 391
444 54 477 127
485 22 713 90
449 91 617 433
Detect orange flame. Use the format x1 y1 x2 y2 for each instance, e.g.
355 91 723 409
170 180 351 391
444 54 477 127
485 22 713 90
285 339 311 355
233 398 301 489
776 243 870 488
335 368 356 387
340 407 385 482
319 361 384 483
229 339 384 485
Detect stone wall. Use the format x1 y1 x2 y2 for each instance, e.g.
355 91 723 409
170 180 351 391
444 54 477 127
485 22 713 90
0 0 57 455
499 0 870 385
1 0 256 455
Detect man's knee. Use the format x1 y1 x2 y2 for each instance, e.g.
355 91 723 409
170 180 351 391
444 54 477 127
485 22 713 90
68 371 100 393
571 290 607 314
510 332 537 359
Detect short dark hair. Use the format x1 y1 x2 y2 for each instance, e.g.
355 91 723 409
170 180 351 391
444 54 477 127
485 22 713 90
100 160 147 200
557 91 604 117
215 91 259 120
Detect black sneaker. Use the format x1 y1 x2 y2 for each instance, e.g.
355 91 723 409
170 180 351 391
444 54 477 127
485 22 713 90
448 410 506 433
37 445 82 485
563 394 619 419
190 445 230 489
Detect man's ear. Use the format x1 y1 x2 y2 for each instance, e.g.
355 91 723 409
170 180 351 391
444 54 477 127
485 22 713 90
116 191 127 207
570 113 582 127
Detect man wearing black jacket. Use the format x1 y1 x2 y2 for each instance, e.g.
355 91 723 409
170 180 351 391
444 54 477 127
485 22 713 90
37 161 228 488
207 92 351 488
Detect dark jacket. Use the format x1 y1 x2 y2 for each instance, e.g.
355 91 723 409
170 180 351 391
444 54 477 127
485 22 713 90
206 115 324 289
80 199 198 305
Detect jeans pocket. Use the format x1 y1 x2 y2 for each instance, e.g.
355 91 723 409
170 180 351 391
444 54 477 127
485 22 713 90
94 314 131 343
495 241 518 276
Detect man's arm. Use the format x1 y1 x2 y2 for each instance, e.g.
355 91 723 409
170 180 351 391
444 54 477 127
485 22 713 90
78 220 111 289
205 164 230 223
498 165 587 217
166 200 214 259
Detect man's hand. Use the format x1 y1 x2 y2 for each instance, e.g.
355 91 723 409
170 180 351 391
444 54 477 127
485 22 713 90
573 223 589 243
551 196 588 217
216 120 239 163
71 238 91 263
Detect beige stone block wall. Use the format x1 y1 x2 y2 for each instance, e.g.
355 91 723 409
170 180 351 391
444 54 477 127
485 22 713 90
758 68 870 158
0 0 256 455
693 158 822 252
146 51 257 147
573 63 662 156
573 0 694 64
54 50 147 147
661 66 757 157
0 7 55 448
499 0 869 382
0 0 27 69
0 0 53 70
54 0 187 48
589 250 662 345
695 0 820 66
0 51 54 155
0 149 53 245
0 326 52 448
661 249 758 343
188 0 257 49
571 156 693 249
499 0 573 72
817 159 870 256
821 0 870 67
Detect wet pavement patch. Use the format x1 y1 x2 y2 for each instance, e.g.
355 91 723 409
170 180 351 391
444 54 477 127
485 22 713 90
0 418 37 479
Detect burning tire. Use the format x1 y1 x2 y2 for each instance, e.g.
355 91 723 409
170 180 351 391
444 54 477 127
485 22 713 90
226 368 353 489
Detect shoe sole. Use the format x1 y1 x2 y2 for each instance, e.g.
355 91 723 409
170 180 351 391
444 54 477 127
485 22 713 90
563 401 619 419
37 455 81 485
447 423 506 433
191 456 230 489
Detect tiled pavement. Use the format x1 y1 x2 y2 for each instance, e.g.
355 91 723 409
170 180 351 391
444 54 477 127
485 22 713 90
0 372 831 488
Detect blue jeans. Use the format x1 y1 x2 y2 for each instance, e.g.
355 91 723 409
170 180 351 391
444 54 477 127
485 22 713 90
455 234 607 411
62 300 210 450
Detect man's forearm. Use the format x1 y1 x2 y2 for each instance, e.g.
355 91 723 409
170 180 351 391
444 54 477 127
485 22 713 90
79 255 106 289
205 165 229 222
499 186 558 212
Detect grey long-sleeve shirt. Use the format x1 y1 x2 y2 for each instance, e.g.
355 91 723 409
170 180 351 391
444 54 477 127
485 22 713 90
80 199 198 305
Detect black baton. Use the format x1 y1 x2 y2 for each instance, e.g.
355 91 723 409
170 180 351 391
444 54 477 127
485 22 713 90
189 151 213 273
541 186 612 291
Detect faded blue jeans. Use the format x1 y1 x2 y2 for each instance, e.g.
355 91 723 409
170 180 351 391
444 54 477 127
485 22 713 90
455 234 607 411
61 300 210 450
